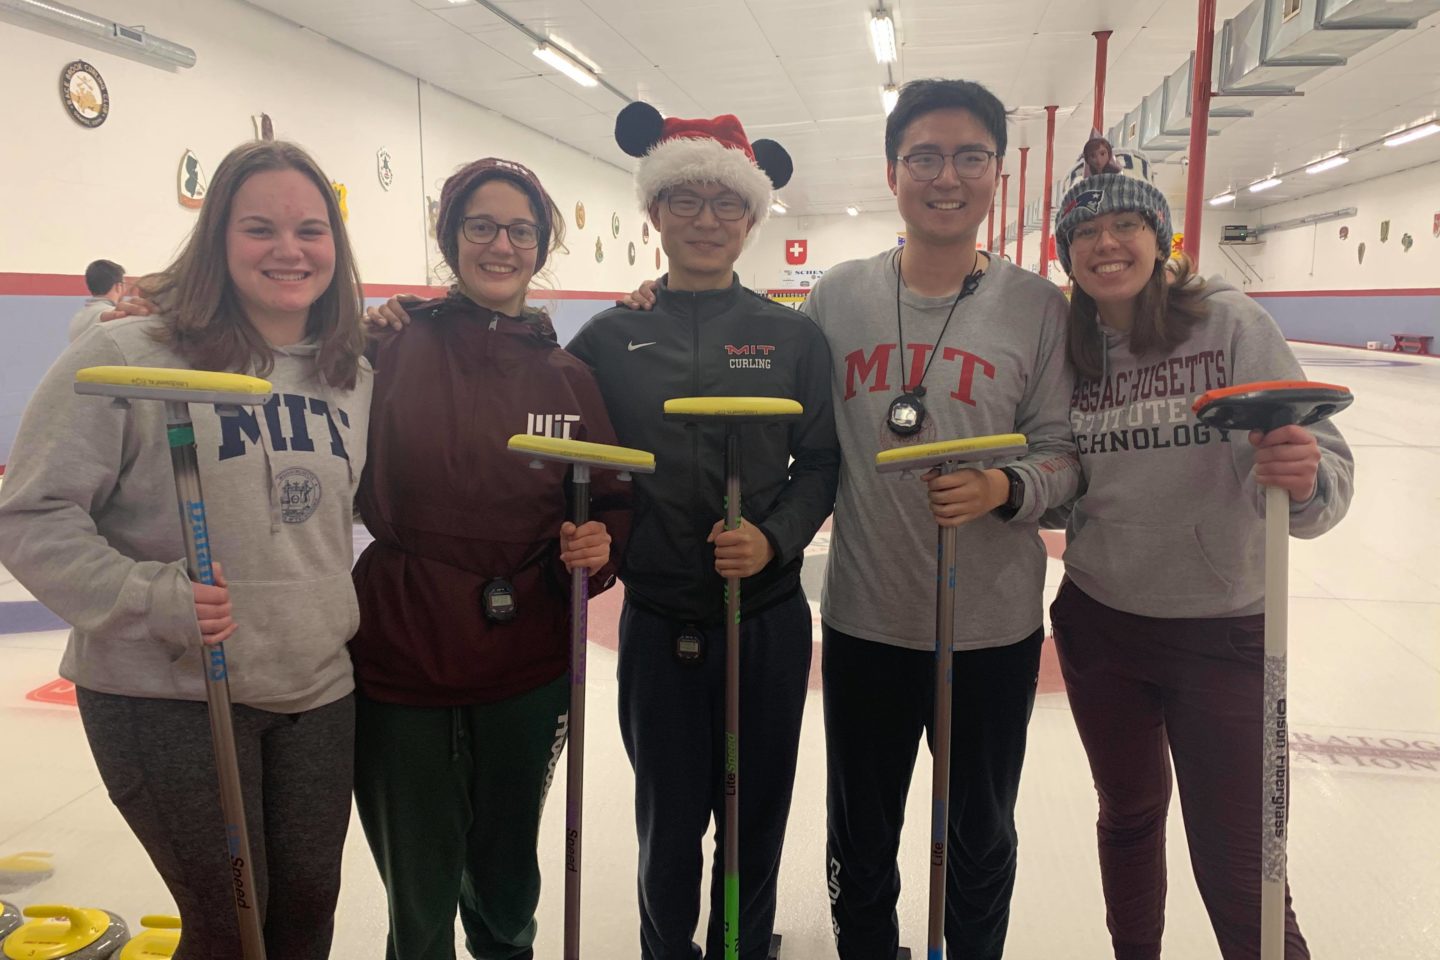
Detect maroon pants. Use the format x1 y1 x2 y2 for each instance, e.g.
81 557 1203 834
1050 579 1310 960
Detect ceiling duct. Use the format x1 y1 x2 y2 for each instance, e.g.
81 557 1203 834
0 0 196 68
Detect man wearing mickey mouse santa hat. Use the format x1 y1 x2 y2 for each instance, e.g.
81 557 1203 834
567 103 839 960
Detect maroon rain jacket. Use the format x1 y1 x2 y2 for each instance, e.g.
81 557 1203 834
351 294 630 706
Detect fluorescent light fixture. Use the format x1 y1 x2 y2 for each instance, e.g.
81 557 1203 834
1383 122 1440 147
770 199 788 215
1305 154 1349 174
1209 192 1235 206
533 42 599 88
1248 177 1282 193
845 205 860 217
870 10 897 64
881 84 899 115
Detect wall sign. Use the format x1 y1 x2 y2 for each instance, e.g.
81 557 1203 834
61 60 108 128
376 148 394 191
178 150 208 209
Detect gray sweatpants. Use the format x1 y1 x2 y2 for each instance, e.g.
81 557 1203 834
76 686 354 960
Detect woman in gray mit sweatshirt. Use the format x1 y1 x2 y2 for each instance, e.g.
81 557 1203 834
1047 172 1353 960
0 141 372 960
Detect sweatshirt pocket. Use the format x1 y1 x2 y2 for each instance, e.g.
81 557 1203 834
1067 516 1233 602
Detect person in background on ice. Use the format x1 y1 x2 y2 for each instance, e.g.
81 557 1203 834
1082 130 1123 178
1047 171 1353 960
67 258 128 342
0 139 372 960
352 156 628 960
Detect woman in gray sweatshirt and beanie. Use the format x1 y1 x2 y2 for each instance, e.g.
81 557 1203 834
1047 172 1353 960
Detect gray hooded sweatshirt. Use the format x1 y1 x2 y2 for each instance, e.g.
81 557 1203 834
0 316 372 712
1058 277 1353 618
803 249 1081 651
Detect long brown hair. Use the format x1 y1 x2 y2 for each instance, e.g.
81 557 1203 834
1066 253 1209 381
143 140 365 389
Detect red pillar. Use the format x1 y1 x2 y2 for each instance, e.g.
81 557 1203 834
987 198 995 252
1093 30 1113 132
1183 0 1218 264
1016 147 1029 270
999 173 1010 256
1040 105 1057 279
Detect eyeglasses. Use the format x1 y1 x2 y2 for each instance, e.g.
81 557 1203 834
461 216 541 249
899 149 997 182
662 192 750 221
1070 216 1149 247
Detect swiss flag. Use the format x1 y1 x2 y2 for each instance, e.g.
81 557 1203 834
785 239 807 265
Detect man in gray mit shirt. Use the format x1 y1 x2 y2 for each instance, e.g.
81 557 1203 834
801 79 1080 960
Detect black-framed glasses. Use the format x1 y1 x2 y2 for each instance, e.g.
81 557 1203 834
662 192 750 221
899 149 997 182
1070 215 1149 247
461 216 541 249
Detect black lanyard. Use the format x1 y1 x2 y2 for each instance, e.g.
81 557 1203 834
887 248 983 436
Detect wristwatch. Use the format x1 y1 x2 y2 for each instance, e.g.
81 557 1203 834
995 466 1024 520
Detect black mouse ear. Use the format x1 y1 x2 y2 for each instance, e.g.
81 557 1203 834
615 102 665 158
751 139 793 189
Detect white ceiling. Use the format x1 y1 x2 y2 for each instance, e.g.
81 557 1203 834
246 0 1440 224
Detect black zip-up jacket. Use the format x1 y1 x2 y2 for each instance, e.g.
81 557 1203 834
567 275 839 624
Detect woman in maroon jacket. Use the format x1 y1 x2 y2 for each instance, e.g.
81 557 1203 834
351 157 629 960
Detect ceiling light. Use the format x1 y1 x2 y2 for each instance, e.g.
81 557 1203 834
1305 154 1349 174
533 42 599 88
1383 122 1440 147
1209 192 1235 206
845 206 860 217
770 199 787 215
881 84 899 115
870 10 897 64
1248 177 1282 193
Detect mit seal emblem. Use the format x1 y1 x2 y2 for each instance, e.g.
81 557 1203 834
277 467 322 524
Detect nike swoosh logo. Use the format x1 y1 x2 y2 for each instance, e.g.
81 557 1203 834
628 341 657 351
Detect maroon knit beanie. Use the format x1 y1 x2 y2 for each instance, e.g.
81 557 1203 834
437 157 557 274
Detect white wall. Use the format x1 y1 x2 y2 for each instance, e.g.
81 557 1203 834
0 0 660 292
1197 159 1440 291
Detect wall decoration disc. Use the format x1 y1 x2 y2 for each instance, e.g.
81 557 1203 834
61 60 108 128
1338 226 1349 241
642 222 650 244
1401 233 1413 252
1357 242 1366 265
377 148 394 191
594 237 604 263
611 212 620 238
252 113 274 141
426 196 439 238
628 241 636 265
575 202 587 230
655 248 661 269
178 150 208 209
1380 220 1390 243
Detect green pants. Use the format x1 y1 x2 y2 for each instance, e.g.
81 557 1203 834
354 676 569 960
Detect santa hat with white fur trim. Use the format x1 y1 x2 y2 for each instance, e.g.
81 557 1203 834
615 101 793 226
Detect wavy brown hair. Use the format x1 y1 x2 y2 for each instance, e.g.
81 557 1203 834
1066 252 1210 381
143 140 365 389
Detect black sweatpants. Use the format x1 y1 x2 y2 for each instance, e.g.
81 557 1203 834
76 686 354 960
618 590 812 960
822 624 1043 960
